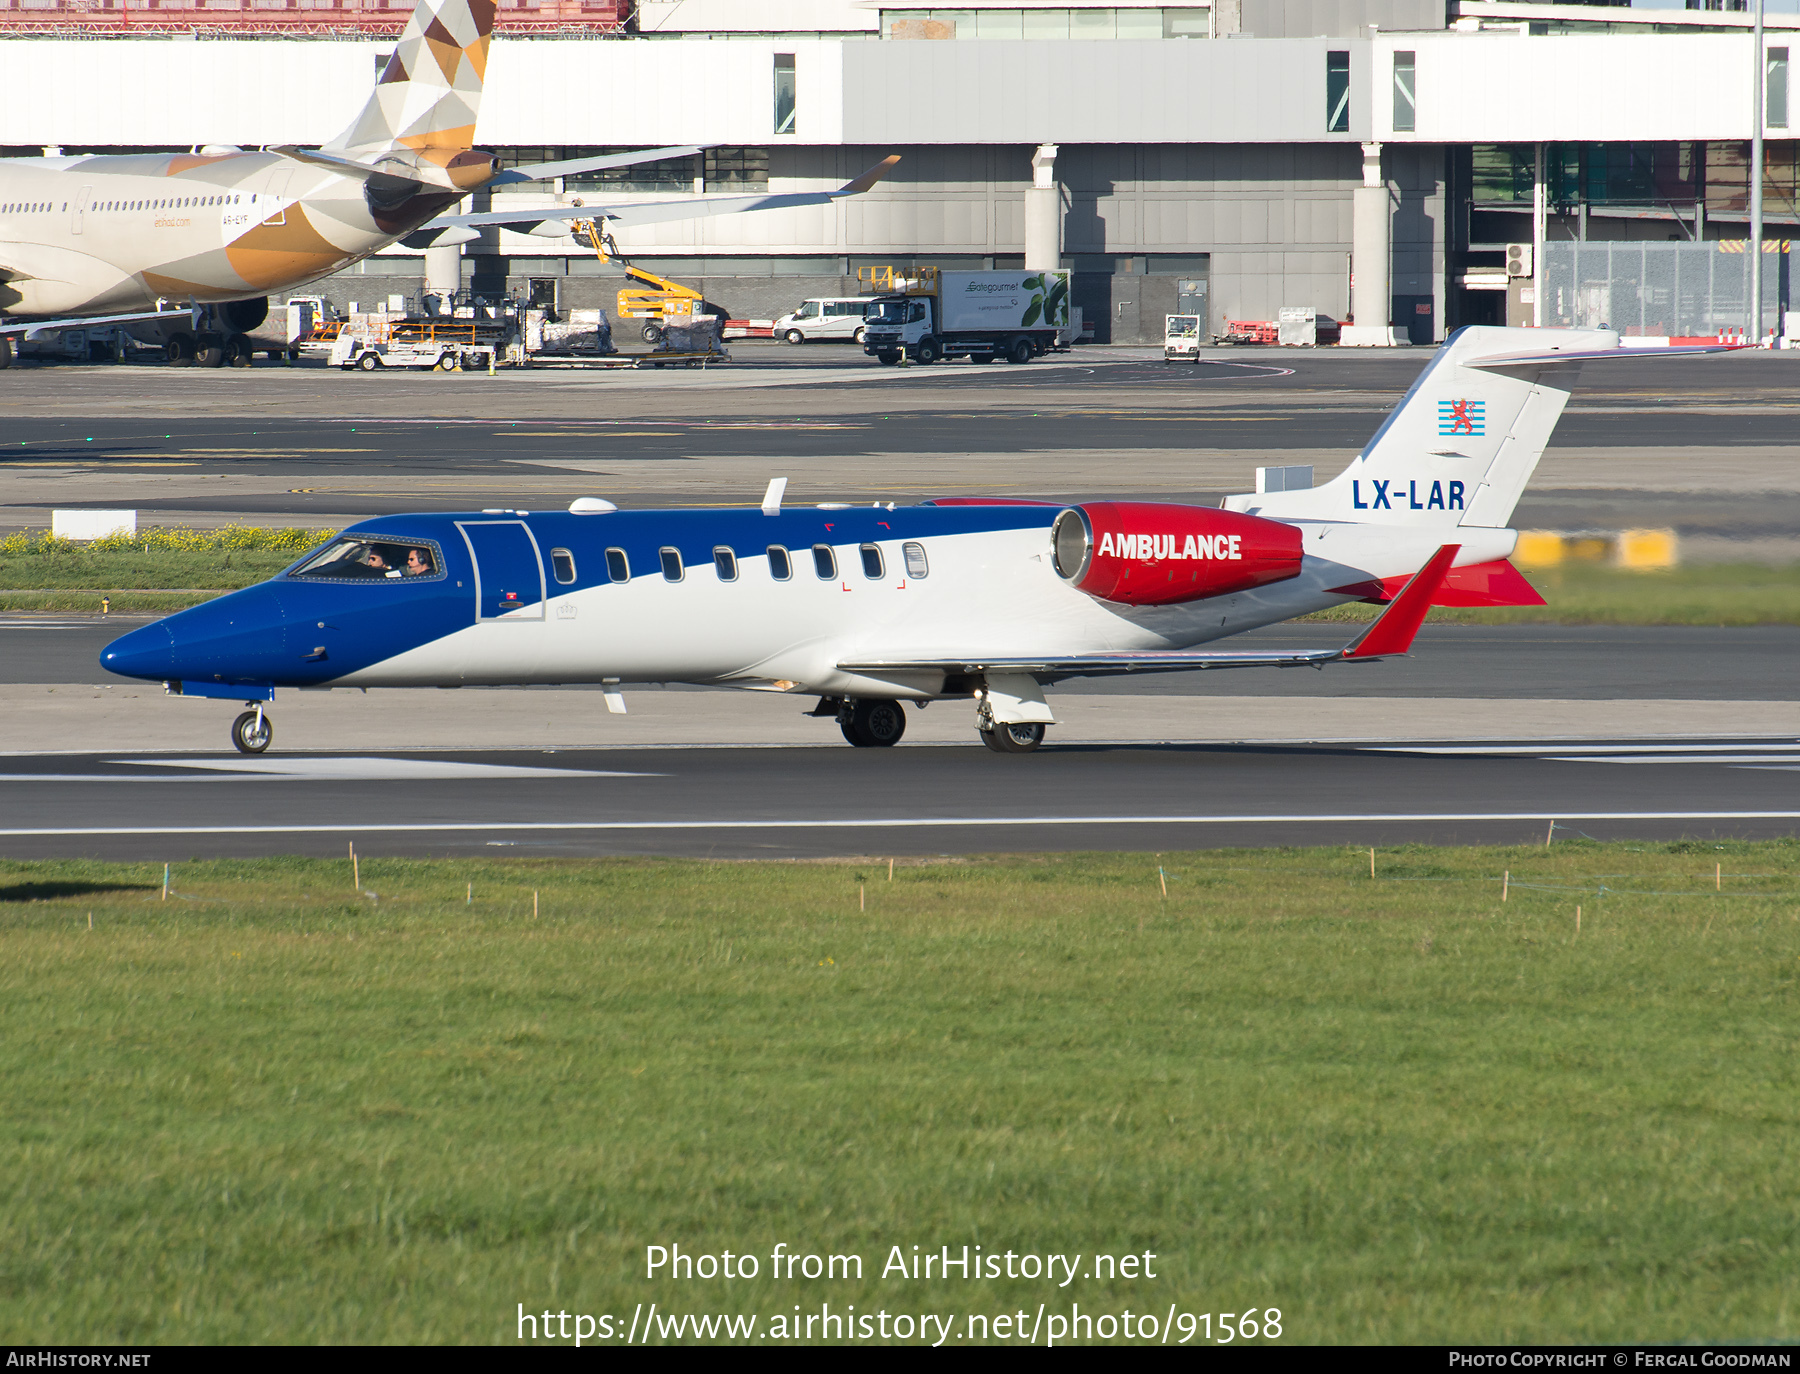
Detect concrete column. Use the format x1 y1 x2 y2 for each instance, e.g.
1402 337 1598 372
425 243 462 301
1024 143 1060 272
1342 142 1399 346
1531 141 1546 327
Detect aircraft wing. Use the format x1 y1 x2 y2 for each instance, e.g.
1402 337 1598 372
487 146 710 186
0 307 194 338
422 155 901 233
839 545 1459 682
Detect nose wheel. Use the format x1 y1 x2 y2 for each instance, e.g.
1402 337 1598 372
231 706 273 754
979 722 1045 753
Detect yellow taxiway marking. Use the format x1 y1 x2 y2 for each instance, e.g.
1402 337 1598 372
499 431 680 438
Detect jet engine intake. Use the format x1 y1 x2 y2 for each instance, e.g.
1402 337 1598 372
1051 502 1303 606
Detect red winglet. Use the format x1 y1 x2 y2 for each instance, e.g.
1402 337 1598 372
1343 545 1460 660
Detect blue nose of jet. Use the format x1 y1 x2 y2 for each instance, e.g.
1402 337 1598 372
100 620 175 681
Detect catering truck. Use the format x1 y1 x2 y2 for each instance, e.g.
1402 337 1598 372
859 266 1072 365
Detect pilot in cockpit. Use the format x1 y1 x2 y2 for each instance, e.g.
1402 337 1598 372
404 547 435 576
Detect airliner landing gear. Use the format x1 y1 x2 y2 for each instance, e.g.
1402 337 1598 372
194 334 226 368
224 333 255 368
165 331 197 367
231 706 272 754
979 722 1045 754
840 698 906 748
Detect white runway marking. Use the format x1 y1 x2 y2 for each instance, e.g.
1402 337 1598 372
1376 743 1800 756
4 810 1800 838
1544 754 1800 766
0 758 653 783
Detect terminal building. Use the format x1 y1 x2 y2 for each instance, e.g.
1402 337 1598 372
0 0 1794 343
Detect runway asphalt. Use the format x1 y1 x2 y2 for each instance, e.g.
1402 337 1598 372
2 736 1797 859
9 615 1800 700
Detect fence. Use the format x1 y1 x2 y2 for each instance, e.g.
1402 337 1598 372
1541 240 1789 340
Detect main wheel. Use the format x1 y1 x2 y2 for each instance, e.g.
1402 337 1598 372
784 329 805 344
980 722 1044 754
224 333 254 368
164 332 196 367
913 337 940 365
357 351 383 371
231 709 272 755
840 698 906 748
1007 336 1034 364
195 336 226 368
876 350 900 365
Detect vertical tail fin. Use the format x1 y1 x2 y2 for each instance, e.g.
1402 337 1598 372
325 0 496 154
1224 325 1620 530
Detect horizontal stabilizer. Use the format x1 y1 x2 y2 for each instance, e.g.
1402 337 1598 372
1331 556 1544 608
1468 343 1742 373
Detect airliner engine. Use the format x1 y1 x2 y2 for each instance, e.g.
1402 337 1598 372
1051 502 1303 606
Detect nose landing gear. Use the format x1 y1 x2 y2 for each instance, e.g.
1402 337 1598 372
231 704 273 754
979 722 1045 753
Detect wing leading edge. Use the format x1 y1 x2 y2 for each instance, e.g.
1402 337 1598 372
424 155 902 233
839 545 1460 681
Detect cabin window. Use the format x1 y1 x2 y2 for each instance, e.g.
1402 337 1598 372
713 546 738 581
660 547 684 582
767 545 792 580
287 535 443 582
550 548 576 584
605 547 630 583
903 542 929 578
859 543 884 579
812 544 836 579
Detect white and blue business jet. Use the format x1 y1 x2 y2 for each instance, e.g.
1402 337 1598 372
100 327 1725 754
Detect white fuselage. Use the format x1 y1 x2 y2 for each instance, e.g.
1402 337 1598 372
330 514 1516 697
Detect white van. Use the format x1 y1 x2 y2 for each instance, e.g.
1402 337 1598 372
774 296 874 344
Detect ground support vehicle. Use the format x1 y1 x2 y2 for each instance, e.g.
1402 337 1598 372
570 220 721 345
859 266 1072 365
1215 315 1341 346
773 295 875 344
329 317 508 372
1164 313 1202 362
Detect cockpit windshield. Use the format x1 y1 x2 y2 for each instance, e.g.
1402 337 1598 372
868 299 924 325
288 536 443 581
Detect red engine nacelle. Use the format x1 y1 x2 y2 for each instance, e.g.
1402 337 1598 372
1051 502 1304 606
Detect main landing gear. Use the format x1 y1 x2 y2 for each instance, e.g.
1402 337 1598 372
816 696 1051 752
839 697 907 748
231 704 273 754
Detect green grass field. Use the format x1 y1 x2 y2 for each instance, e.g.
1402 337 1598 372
0 527 329 613
3 843 1796 1345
